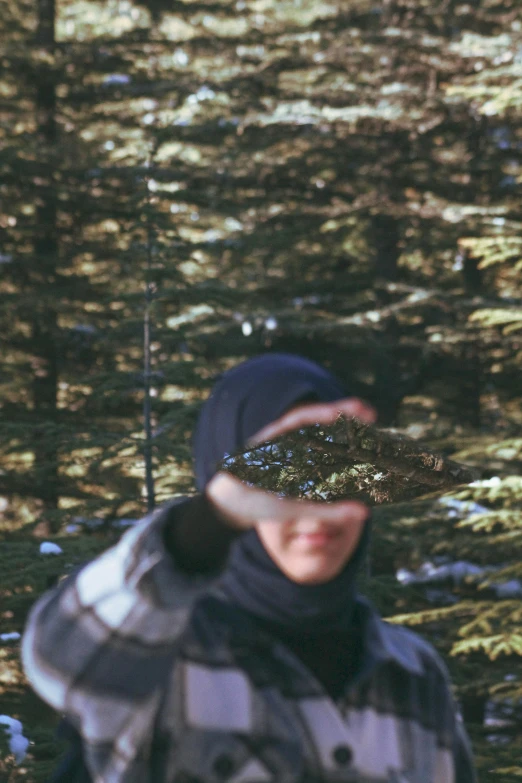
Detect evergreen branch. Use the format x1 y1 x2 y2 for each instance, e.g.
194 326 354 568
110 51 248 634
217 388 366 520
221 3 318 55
310 418 478 489
221 416 479 505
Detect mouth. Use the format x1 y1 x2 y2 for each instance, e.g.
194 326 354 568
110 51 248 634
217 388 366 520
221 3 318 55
292 528 340 548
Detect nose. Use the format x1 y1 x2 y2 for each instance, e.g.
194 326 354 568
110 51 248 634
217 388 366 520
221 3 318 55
292 519 336 534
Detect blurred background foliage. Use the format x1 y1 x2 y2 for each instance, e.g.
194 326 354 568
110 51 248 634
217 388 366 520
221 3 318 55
0 0 521 779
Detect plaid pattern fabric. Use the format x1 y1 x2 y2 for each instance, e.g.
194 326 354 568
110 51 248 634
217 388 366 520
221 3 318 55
22 500 476 783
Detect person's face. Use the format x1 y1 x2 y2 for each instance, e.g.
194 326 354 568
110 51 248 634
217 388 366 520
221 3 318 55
256 513 366 585
251 398 369 584
207 395 374 585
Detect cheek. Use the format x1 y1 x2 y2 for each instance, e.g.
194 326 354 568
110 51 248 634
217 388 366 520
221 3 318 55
337 519 366 560
256 521 290 557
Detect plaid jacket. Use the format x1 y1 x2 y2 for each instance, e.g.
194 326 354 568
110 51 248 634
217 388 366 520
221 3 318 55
23 500 476 783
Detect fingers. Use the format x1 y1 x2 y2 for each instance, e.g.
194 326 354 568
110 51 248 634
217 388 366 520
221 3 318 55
336 398 377 424
248 397 377 445
205 472 370 531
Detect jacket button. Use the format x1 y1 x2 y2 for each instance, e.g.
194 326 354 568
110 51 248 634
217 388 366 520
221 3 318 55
213 753 235 778
332 744 352 766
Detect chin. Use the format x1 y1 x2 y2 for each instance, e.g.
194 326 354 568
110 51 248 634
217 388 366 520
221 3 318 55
292 574 332 585
285 561 342 585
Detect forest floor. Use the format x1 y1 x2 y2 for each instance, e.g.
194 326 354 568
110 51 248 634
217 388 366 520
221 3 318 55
0 534 109 782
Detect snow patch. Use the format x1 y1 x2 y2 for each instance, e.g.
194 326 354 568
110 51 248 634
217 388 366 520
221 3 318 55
0 715 30 764
396 560 484 586
103 74 131 85
494 580 522 599
397 560 522 599
173 49 189 66
438 497 490 516
39 541 63 555
0 632 21 642
469 476 502 488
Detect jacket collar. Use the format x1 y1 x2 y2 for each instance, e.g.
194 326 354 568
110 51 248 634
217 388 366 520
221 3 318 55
205 589 424 680
355 597 424 677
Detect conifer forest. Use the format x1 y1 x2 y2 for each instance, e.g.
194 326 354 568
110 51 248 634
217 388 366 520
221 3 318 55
1 0 521 779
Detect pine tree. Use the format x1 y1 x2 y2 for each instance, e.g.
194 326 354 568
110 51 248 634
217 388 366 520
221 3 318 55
1 0 521 778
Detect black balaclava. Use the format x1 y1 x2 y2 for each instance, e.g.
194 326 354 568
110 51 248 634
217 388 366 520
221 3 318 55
193 353 370 634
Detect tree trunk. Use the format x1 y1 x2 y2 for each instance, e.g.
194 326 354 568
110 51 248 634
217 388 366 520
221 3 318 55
143 180 156 513
371 214 401 281
32 0 59 521
462 249 484 295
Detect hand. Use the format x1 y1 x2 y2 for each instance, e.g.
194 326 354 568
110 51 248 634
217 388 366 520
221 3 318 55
205 397 376 532
247 396 377 446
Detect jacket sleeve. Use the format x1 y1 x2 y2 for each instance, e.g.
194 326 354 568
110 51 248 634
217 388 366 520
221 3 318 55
453 717 477 783
408 630 477 783
22 499 213 781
